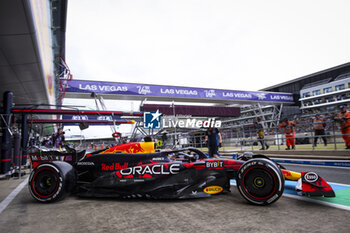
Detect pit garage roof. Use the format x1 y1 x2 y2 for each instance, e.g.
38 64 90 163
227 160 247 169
0 0 67 107
261 62 350 95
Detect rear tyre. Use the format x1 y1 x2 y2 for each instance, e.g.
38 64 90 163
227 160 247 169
28 162 75 203
236 158 284 205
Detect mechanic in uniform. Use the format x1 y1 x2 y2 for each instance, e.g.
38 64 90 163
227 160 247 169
51 128 65 148
254 117 269 150
279 118 296 150
204 123 222 158
313 113 327 147
335 105 350 149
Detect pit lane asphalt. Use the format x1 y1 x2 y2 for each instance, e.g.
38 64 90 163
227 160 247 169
283 164 350 185
1 172 350 233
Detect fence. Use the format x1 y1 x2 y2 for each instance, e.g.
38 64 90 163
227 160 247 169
176 118 349 151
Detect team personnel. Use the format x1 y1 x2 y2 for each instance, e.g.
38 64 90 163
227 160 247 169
313 113 327 147
254 117 269 150
51 128 65 147
205 125 222 158
335 105 350 149
279 118 296 150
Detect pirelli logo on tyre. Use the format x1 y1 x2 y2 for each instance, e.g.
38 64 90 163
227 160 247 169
203 186 223 194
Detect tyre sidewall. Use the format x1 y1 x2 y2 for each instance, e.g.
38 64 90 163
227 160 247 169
28 163 65 203
236 158 284 205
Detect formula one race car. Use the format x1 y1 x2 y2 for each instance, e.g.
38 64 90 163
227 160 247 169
28 142 335 205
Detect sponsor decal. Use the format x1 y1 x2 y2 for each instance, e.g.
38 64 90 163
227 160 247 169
72 115 88 120
120 163 181 176
137 85 152 95
160 88 198 96
30 155 54 161
102 142 145 154
205 161 224 168
255 93 267 100
31 155 73 162
204 90 216 98
270 94 293 101
304 172 318 183
222 92 252 99
152 157 165 161
78 83 128 92
97 116 113 121
101 162 128 171
204 186 223 194
77 162 95 166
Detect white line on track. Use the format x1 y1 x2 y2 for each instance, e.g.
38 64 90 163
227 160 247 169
328 182 350 187
283 194 350 212
280 163 350 170
0 177 28 215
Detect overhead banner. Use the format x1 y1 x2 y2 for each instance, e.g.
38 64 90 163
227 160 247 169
65 80 294 103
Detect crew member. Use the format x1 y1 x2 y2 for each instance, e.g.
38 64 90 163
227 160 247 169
254 117 269 150
41 135 50 146
313 113 327 147
51 128 65 147
204 124 222 158
279 118 296 150
335 105 350 149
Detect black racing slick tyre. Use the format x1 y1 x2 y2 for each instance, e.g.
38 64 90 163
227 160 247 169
28 162 76 203
236 158 284 205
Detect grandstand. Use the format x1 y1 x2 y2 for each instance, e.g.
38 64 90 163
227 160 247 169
300 75 350 115
214 62 350 150
262 62 350 118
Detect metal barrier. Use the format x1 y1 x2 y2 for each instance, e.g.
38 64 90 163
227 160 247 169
182 121 350 151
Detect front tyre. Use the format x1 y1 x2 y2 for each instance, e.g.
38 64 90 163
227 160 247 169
28 162 75 203
236 158 284 205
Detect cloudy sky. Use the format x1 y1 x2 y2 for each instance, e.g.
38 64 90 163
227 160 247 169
66 0 350 91
63 0 350 138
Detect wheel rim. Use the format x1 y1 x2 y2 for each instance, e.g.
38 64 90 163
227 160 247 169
253 177 265 188
242 167 276 199
32 168 59 198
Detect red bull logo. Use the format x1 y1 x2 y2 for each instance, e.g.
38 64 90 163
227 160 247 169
126 143 145 153
100 142 145 154
101 162 128 171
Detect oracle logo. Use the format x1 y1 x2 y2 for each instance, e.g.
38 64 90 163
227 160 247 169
304 172 318 183
120 163 180 176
